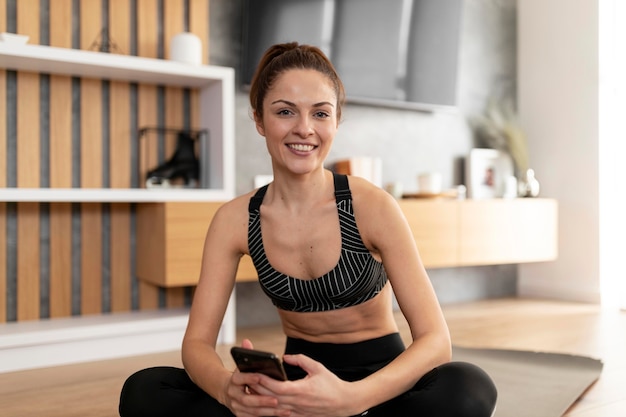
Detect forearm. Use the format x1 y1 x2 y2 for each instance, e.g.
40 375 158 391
349 331 451 413
182 338 233 406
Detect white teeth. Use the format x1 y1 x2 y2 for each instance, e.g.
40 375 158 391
289 144 315 152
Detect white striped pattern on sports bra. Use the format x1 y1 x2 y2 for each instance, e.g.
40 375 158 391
247 174 388 312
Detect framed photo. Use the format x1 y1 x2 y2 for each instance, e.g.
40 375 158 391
466 148 514 199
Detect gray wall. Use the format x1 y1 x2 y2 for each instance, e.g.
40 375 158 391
210 0 518 326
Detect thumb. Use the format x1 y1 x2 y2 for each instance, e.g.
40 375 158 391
283 353 321 375
241 338 254 349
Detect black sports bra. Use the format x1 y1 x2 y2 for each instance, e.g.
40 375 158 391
247 173 388 312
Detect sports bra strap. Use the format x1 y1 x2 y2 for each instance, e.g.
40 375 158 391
333 173 352 203
248 173 351 213
248 184 268 213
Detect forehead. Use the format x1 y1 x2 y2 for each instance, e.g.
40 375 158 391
266 69 336 103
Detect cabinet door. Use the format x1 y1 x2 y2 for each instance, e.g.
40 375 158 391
399 200 459 267
459 199 558 265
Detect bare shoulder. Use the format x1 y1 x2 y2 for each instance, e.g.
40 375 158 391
346 175 402 217
214 190 256 224
346 176 408 251
205 190 257 251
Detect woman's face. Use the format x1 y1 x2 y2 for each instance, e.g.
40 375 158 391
255 69 338 177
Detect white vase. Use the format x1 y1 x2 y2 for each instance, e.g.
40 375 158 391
169 32 202 65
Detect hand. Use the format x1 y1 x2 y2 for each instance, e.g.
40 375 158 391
256 354 359 417
225 339 291 417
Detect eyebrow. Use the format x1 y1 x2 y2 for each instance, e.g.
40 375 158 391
270 99 335 108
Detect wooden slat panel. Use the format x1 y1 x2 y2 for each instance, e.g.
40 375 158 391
49 0 73 186
136 0 160 309
16 71 40 187
49 74 72 186
49 0 74 318
137 0 158 59
163 0 185 62
108 0 132 312
189 0 209 65
80 0 103 315
110 203 131 311
0 0 6 323
49 0 72 48
109 81 131 189
79 77 103 187
17 0 40 189
49 203 72 317
16 203 40 320
16 0 41 321
80 204 102 314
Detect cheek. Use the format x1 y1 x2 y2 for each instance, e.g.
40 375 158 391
320 125 338 141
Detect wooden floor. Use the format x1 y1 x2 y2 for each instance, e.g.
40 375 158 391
1 298 624 417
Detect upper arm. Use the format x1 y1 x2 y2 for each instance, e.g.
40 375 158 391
184 197 250 346
352 179 448 341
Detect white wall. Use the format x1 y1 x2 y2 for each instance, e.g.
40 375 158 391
517 0 601 302
599 0 626 309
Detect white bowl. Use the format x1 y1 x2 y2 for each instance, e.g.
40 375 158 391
0 32 29 45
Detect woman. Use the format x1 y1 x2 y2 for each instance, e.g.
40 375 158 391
119 42 497 417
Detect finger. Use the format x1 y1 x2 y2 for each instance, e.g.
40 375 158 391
241 338 254 349
283 353 320 374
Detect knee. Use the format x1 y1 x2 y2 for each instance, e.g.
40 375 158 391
119 367 177 417
438 362 498 417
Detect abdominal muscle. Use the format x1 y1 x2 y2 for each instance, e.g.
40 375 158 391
277 284 399 344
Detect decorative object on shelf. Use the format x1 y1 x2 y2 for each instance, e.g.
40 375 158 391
470 92 529 177
465 148 514 199
89 28 123 53
518 168 541 198
503 175 518 199
169 32 202 65
139 127 208 189
0 32 29 44
417 172 443 194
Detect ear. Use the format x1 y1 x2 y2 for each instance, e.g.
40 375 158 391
253 111 265 137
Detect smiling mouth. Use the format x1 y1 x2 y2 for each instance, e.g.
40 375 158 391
288 143 316 152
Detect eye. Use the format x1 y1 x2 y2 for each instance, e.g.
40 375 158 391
314 110 331 119
276 108 294 116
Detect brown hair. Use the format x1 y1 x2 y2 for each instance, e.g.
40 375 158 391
249 42 346 121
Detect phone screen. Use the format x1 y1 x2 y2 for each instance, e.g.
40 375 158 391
230 347 288 381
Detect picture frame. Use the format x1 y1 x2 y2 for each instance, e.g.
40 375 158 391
466 148 514 199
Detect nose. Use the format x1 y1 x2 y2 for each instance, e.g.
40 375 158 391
293 115 314 138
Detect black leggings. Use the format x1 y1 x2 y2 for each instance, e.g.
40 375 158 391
119 333 497 417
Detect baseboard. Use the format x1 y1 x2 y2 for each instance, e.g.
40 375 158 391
0 293 236 374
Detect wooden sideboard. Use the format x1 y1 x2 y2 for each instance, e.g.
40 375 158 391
137 198 558 287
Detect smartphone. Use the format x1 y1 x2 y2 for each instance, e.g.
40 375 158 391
230 346 288 381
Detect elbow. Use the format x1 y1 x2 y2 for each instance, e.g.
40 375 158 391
434 329 453 364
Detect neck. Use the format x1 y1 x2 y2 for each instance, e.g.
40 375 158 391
266 169 335 211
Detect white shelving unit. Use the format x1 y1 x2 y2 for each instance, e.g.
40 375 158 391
0 42 235 202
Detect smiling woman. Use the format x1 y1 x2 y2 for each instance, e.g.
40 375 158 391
255 69 338 177
119 43 497 417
